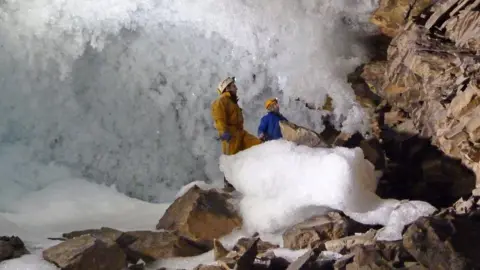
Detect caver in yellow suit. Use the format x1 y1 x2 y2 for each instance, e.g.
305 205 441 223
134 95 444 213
211 77 262 156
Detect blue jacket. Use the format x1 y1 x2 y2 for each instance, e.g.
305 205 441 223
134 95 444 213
258 112 288 141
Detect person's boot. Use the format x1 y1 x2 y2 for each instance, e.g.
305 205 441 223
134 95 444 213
223 177 236 192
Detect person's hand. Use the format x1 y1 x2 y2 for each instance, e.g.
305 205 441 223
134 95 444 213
220 132 232 141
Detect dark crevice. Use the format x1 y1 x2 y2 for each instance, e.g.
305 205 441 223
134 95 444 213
376 126 476 208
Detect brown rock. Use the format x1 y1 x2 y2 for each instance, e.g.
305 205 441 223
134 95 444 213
445 10 480 51
279 120 328 148
233 237 279 257
62 229 100 239
370 0 433 37
345 245 392 270
42 234 126 270
62 227 124 243
283 213 345 250
283 212 367 250
361 61 388 95
366 0 480 188
0 236 29 262
156 186 242 241
124 231 206 263
213 239 229 260
403 216 480 269
324 229 376 253
374 241 414 264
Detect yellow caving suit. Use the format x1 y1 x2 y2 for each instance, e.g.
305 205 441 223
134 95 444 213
211 91 261 155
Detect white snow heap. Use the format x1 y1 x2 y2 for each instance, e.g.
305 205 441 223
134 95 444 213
219 140 437 241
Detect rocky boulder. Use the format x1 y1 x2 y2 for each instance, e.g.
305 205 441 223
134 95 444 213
50 227 209 266
43 234 126 270
324 229 377 254
212 236 286 270
156 186 242 241
279 120 329 148
283 212 372 250
403 216 480 269
0 236 29 262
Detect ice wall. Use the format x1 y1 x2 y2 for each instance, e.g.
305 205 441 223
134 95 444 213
0 0 378 202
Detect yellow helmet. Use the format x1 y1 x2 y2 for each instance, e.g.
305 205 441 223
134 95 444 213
264 98 278 110
217 76 235 95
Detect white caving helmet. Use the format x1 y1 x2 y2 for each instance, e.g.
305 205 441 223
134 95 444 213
217 76 235 95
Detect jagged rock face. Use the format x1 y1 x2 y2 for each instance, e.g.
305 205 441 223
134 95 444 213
156 186 242 241
370 0 433 37
363 0 480 188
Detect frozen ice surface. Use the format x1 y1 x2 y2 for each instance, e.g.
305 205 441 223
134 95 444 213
220 140 437 241
0 177 169 269
0 0 378 202
0 255 58 270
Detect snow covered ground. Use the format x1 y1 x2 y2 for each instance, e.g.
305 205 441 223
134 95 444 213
0 141 437 269
0 178 170 269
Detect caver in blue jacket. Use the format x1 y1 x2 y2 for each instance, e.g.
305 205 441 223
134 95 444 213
257 111 288 141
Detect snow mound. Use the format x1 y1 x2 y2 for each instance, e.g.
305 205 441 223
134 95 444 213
219 140 437 241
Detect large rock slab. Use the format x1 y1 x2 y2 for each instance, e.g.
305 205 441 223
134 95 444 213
43 234 126 270
124 231 207 263
156 186 242 241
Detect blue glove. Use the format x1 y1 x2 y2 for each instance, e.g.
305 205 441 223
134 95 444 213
220 132 232 141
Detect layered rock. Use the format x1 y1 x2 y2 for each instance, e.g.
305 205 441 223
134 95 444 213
156 186 242 241
363 0 480 190
282 212 372 250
